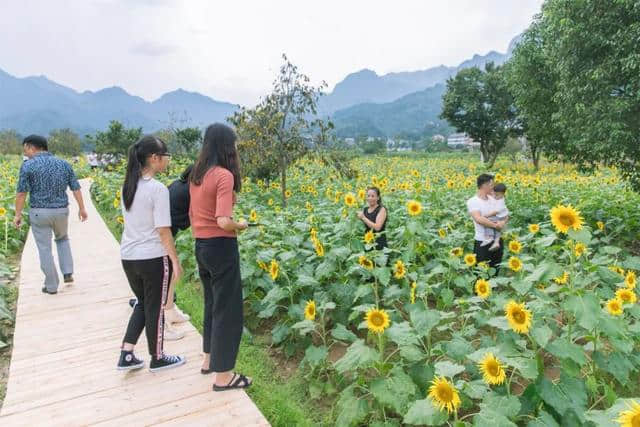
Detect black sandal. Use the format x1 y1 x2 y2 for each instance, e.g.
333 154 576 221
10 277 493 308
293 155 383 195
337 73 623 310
201 368 213 375
213 373 252 392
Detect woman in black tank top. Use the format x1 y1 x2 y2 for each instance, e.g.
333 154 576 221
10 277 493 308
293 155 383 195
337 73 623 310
357 187 388 250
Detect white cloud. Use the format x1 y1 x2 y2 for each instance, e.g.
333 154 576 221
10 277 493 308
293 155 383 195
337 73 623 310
0 0 543 106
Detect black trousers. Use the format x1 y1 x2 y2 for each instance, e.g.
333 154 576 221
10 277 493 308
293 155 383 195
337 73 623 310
195 237 243 373
473 239 504 276
121 256 172 358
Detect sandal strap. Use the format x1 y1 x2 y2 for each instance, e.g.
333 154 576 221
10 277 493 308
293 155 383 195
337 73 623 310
231 374 249 388
225 373 238 387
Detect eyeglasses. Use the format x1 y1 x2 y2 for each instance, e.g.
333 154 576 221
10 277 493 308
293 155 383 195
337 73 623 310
156 153 171 157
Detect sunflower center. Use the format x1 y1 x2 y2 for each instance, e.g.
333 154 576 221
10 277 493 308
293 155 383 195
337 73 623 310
559 214 574 226
436 384 453 402
371 313 384 327
487 361 500 376
631 414 640 427
513 310 525 324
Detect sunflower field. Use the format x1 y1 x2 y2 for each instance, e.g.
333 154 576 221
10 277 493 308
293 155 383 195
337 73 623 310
91 154 640 426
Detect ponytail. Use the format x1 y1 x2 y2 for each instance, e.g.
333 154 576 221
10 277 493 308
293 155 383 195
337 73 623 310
122 143 142 211
122 135 168 211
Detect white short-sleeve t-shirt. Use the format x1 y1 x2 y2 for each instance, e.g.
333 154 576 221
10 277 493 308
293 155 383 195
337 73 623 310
489 196 509 218
120 177 172 260
467 195 494 241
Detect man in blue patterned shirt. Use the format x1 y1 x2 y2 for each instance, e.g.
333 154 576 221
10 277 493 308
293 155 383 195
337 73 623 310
14 135 88 294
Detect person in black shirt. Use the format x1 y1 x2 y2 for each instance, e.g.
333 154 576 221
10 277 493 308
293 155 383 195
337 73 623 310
357 186 388 250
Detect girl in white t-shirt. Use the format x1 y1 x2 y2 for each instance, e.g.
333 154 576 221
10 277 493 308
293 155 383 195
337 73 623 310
480 183 509 251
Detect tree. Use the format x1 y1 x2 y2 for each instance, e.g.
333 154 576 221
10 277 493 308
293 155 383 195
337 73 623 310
0 130 22 155
88 120 142 156
48 128 83 156
230 54 338 206
506 21 562 170
530 0 640 190
172 127 202 156
440 63 520 167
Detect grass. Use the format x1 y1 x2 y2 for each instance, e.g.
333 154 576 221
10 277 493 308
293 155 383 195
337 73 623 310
0 256 20 410
93 188 333 426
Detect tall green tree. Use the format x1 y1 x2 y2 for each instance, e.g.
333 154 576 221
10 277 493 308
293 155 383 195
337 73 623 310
0 130 22 155
230 54 337 206
172 127 202 156
48 128 83 156
533 0 640 189
440 63 520 168
88 120 142 156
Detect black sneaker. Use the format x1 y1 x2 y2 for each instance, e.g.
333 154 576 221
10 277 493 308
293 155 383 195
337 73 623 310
128 298 138 308
149 354 186 372
117 350 144 371
42 287 57 295
63 274 74 283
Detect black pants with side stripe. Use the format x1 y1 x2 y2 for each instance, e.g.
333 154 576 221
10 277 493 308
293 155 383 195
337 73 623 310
121 256 172 358
473 239 504 276
195 237 243 373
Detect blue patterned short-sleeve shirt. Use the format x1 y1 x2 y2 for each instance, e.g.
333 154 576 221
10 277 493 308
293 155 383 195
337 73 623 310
16 152 81 208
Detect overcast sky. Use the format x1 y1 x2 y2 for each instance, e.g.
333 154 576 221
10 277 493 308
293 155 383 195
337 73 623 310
1 0 543 106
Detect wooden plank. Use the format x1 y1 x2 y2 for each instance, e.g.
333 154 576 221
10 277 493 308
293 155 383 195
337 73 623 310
0 180 268 426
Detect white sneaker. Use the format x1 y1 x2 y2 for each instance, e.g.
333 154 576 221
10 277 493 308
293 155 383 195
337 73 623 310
165 306 190 324
489 240 501 252
164 325 185 341
480 239 493 247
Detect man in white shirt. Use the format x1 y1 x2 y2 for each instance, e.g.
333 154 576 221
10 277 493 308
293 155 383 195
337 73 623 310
466 174 507 275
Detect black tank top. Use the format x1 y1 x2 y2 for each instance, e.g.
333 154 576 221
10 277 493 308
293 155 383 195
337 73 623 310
363 205 387 250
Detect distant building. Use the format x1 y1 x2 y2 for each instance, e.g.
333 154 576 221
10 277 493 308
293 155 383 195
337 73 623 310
447 133 480 148
344 137 355 146
432 134 446 142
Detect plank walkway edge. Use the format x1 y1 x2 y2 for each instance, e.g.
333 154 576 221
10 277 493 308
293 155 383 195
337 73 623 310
0 179 270 427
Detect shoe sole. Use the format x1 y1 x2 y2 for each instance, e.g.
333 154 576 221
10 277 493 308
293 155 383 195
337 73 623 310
149 357 187 372
117 362 145 371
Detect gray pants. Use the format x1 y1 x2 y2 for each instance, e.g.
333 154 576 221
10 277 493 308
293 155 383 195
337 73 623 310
29 208 74 291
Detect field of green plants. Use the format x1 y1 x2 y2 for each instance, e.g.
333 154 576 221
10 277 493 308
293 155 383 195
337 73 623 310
87 154 640 426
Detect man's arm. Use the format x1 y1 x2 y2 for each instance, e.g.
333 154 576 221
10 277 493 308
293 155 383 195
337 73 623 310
470 210 502 229
72 190 88 221
14 192 27 228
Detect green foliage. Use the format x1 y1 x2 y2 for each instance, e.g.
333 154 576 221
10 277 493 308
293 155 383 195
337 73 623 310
0 130 22 155
88 120 142 156
48 128 83 156
440 63 520 167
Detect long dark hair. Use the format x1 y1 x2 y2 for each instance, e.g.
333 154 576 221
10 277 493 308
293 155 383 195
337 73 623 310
122 135 168 211
190 123 241 192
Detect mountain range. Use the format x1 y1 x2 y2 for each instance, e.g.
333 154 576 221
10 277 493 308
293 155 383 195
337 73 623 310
0 34 520 138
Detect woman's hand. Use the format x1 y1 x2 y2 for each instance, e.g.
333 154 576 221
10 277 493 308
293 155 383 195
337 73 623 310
356 211 364 220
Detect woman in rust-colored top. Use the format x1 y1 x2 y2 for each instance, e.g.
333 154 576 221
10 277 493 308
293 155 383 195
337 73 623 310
189 123 251 391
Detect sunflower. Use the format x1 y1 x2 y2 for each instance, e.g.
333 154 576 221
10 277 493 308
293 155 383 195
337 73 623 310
410 281 417 304
344 193 356 207
116 216 124 225
365 308 390 334
364 229 375 244
268 198 274 206
358 255 374 270
305 201 313 212
508 256 522 272
616 288 637 305
394 260 406 279
609 265 625 277
358 189 366 200
573 242 586 257
550 204 584 234
310 227 318 239
314 241 324 257
508 240 522 254
285 190 292 198
475 279 491 299
304 300 316 321
554 271 569 285
478 353 506 385
616 400 640 427
596 221 605 231
438 228 446 238
464 253 477 267
504 301 532 334
450 247 463 257
269 259 279 281
406 200 423 216
249 209 258 222
427 376 461 414
528 223 540 234
113 198 120 209
0 207 6 217
478 261 489 270
257 261 267 271
626 271 637 289
606 298 624 316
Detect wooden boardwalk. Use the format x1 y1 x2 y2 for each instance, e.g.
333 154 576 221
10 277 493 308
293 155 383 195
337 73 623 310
0 180 269 427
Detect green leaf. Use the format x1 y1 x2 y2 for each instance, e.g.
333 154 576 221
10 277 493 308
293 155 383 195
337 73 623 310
403 399 448 426
334 339 380 374
399 344 426 362
537 374 588 420
370 366 417 414
336 385 369 427
373 267 391 286
527 410 560 427
487 316 511 331
585 398 639 427
531 324 553 348
386 322 419 347
352 284 372 302
409 304 441 337
546 339 587 366
597 267 624 285
601 246 621 255
622 256 640 270
434 360 465 378
563 294 600 331
271 323 290 345
568 228 591 245
445 337 474 361
510 278 533 295
506 357 538 380
331 323 358 343
297 274 320 287
481 394 521 418
291 319 316 336
304 345 328 367
315 260 336 279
